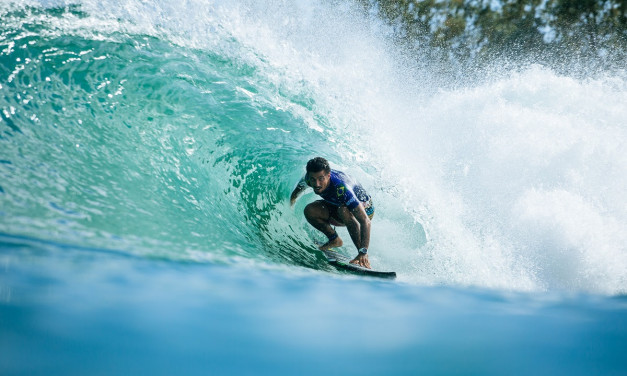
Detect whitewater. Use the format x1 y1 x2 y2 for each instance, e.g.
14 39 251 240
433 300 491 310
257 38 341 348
1 1 626 375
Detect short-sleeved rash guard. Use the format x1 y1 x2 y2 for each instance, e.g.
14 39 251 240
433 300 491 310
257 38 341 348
297 169 370 210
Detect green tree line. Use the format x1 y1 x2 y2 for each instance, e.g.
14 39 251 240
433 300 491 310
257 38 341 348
359 0 627 72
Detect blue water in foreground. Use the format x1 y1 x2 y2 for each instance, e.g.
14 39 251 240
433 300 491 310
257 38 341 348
2 233 626 375
1 1 626 375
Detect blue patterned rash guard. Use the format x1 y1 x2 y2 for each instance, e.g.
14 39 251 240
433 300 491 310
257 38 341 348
297 169 371 210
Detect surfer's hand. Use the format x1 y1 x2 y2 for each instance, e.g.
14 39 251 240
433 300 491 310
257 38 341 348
350 253 371 269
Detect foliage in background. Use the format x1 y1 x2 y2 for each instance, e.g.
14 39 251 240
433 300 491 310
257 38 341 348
358 0 627 75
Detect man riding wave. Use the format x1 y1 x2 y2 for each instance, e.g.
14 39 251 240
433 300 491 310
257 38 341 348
290 157 374 269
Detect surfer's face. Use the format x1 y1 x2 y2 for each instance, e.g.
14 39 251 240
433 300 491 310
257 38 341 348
309 170 330 194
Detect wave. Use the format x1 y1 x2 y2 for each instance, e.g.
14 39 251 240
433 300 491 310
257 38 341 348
1 1 625 294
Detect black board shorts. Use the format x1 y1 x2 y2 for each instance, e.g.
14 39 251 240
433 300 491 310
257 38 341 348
322 198 375 223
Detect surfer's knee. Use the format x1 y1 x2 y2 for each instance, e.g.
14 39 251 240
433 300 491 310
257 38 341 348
304 201 327 220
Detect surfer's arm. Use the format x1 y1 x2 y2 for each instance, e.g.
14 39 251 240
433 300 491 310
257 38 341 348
351 203 371 250
290 185 306 207
290 175 309 206
349 204 372 268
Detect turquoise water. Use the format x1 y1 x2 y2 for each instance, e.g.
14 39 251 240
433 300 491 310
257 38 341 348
1 1 626 375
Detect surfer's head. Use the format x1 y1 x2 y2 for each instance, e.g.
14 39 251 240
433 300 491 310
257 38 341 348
306 157 330 175
306 157 331 194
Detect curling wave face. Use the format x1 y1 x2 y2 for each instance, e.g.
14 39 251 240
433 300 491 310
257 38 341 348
1 0 626 294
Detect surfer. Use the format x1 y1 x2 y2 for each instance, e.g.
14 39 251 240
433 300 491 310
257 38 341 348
290 157 375 269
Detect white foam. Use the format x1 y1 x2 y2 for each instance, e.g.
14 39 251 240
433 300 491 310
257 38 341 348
373 67 627 293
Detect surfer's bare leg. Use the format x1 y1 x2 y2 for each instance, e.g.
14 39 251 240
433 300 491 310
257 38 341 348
304 201 343 250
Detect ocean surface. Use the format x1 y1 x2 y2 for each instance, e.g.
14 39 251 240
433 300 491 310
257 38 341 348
1 1 626 375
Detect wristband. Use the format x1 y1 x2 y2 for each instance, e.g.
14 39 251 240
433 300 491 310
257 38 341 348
358 247 368 254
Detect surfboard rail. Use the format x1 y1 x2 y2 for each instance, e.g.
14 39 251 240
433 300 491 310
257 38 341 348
321 249 397 279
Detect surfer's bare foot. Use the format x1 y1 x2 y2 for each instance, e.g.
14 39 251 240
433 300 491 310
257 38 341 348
350 253 371 269
318 236 343 250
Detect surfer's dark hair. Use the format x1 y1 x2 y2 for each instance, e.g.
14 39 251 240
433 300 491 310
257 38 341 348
306 157 330 174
